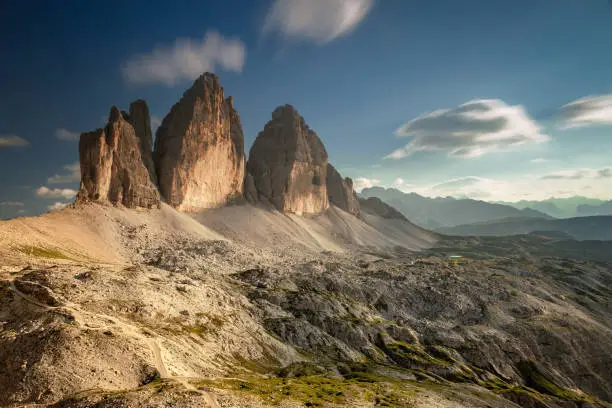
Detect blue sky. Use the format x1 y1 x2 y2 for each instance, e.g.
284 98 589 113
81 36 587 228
1 0 611 219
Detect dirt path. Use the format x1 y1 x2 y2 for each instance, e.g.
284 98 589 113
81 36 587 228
9 279 219 407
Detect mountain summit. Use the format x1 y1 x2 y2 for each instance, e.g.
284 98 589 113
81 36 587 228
245 104 330 215
76 74 361 220
154 73 246 211
77 106 160 208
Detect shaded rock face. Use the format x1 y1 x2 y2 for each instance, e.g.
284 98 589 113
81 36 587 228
246 105 329 215
326 163 360 216
77 107 160 208
154 73 245 211
358 197 406 221
128 100 157 186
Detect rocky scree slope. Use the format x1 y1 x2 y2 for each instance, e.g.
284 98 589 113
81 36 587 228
234 250 612 407
0 211 611 407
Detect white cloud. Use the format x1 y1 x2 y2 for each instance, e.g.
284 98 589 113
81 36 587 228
47 202 69 212
35 186 77 199
560 94 612 129
422 176 504 199
151 116 162 133
263 0 373 44
387 177 416 192
48 162 80 184
122 30 246 86
392 177 405 187
55 128 80 141
0 135 29 148
386 99 548 159
353 177 380 192
397 166 612 202
0 201 24 207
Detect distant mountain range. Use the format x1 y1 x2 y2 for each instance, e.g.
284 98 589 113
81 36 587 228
495 197 610 218
577 201 612 217
360 187 552 229
436 215 612 241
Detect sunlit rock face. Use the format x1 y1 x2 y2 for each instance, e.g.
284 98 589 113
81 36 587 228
326 163 360 216
246 105 329 215
77 106 160 208
154 73 245 211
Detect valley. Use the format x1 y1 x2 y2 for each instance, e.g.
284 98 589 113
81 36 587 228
1 202 611 407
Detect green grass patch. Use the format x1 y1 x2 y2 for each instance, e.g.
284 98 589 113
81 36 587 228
17 245 74 261
196 373 416 407
516 361 595 403
383 340 452 368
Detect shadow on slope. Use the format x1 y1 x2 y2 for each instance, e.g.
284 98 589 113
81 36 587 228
436 216 612 241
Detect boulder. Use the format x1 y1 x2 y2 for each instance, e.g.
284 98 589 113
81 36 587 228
128 100 157 185
246 105 329 215
326 163 360 216
154 73 245 211
77 106 160 208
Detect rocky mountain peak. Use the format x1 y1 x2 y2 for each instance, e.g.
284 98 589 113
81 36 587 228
75 74 362 219
128 99 157 185
194 71 220 86
108 106 123 123
245 105 329 215
77 105 160 208
326 163 360 216
154 72 245 211
272 103 297 117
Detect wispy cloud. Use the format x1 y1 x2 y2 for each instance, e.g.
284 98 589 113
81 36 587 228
47 202 69 212
263 0 373 44
35 186 77 199
122 30 246 86
55 128 80 141
48 162 80 184
353 177 380 192
559 94 612 129
412 176 525 200
0 135 29 148
539 167 612 180
0 201 24 207
530 157 552 164
430 176 490 192
386 99 548 159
